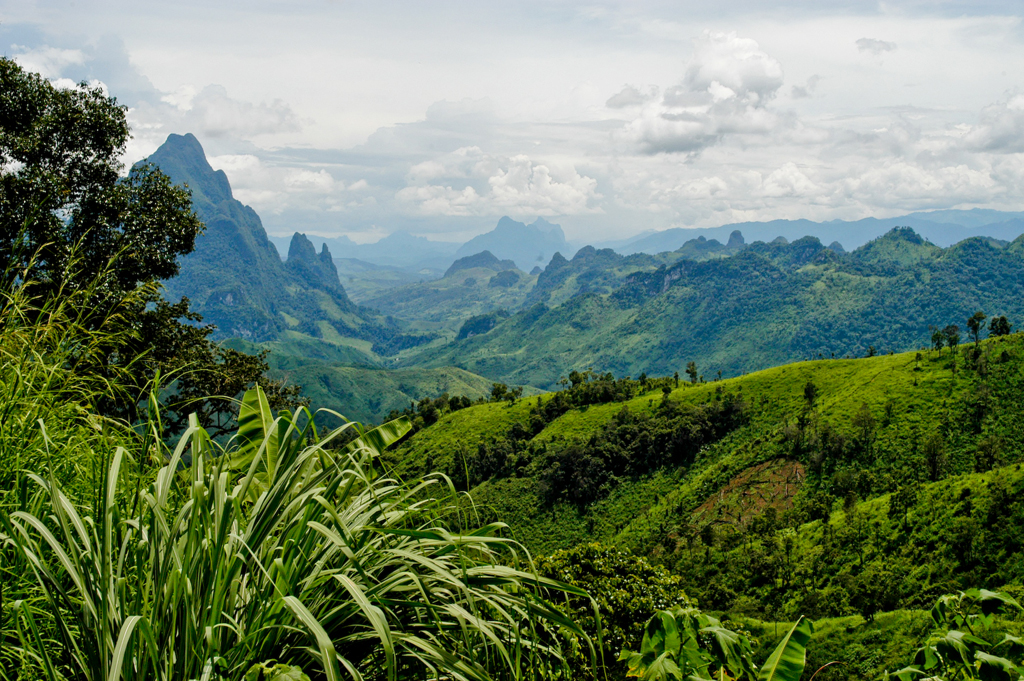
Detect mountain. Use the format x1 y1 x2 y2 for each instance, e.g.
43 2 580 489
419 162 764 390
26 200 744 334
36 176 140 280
147 133 420 357
403 228 1024 388
360 252 537 338
444 250 518 278
608 211 1024 255
269 231 459 272
455 216 568 271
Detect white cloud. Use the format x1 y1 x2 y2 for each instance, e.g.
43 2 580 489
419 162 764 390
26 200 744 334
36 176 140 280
183 85 300 138
606 85 658 109
790 75 821 99
856 38 898 55
11 45 84 78
207 153 364 213
762 163 818 198
398 148 601 216
963 92 1024 153
621 31 785 154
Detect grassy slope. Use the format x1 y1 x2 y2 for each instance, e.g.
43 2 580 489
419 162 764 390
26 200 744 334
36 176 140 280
390 333 1024 680
392 333 1024 556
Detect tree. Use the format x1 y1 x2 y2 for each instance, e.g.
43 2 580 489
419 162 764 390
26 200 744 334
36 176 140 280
922 432 946 481
851 402 875 455
989 315 1012 336
929 325 945 353
966 310 987 346
490 382 510 401
943 324 960 353
0 57 304 423
803 380 818 408
888 482 919 531
685 361 698 384
535 543 692 681
0 58 202 300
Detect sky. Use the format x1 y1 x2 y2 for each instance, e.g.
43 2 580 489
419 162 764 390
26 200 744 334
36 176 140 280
4 0 1024 244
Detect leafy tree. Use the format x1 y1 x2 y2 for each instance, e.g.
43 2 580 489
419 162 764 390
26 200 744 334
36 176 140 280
923 432 946 481
490 382 510 401
944 324 961 353
0 56 303 423
930 325 946 353
686 361 698 384
849 563 900 622
536 543 692 681
888 482 920 531
975 434 1004 472
989 315 1013 336
0 58 201 300
851 403 875 454
967 311 988 347
803 380 819 408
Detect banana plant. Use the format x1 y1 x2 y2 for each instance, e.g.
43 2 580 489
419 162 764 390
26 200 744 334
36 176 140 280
619 606 812 681
889 590 1023 681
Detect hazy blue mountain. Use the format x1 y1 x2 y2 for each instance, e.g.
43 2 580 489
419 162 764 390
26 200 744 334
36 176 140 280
269 231 458 272
444 251 518 278
333 258 437 303
604 211 1024 255
455 216 567 270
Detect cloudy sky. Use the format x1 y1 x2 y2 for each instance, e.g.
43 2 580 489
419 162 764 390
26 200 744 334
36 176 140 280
5 0 1024 243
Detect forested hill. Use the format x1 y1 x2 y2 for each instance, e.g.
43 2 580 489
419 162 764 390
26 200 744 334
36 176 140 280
147 134 424 355
387 331 1024 626
405 227 1024 388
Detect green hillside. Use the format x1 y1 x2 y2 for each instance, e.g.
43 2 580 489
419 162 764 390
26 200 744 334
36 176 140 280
361 256 538 338
388 331 1024 622
222 337 507 423
404 229 1024 388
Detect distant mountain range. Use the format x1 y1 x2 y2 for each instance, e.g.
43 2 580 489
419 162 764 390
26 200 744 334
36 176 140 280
603 211 1024 255
407 228 1024 388
272 209 1024 284
269 232 460 273
454 216 567 271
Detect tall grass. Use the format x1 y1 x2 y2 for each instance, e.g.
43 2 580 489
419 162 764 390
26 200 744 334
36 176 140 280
0 385 592 680
0 270 142 500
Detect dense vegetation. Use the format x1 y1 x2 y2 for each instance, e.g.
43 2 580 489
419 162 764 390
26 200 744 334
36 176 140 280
392 325 1024 676
409 229 1024 389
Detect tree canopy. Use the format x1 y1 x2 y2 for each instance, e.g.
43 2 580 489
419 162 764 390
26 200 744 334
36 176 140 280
0 58 301 426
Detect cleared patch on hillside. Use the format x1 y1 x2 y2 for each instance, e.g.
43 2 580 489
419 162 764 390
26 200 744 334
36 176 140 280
692 458 805 527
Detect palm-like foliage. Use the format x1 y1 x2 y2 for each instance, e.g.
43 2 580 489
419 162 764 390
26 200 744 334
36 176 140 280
619 607 812 681
889 590 1023 681
0 386 591 680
